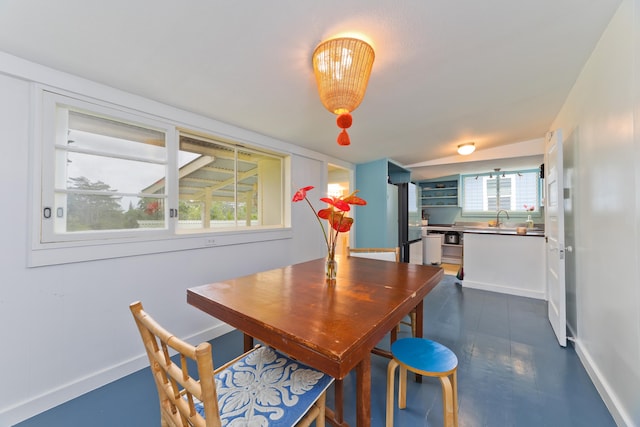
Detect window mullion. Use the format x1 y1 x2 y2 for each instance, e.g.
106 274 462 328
166 127 178 233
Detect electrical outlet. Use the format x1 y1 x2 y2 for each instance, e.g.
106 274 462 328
204 238 216 246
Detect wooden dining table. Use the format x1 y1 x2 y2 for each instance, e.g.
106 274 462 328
187 255 443 427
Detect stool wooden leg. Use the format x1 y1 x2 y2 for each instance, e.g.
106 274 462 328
386 359 398 427
452 369 458 426
439 375 455 427
398 365 408 409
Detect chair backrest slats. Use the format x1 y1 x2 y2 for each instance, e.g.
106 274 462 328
347 246 400 263
130 301 221 427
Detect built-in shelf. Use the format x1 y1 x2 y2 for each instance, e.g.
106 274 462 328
424 228 464 266
419 177 459 208
442 243 463 264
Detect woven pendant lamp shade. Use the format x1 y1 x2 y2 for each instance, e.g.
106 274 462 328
312 37 375 115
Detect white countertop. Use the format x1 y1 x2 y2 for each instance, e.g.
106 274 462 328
425 224 545 237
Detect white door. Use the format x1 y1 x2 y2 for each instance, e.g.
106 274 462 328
545 129 567 347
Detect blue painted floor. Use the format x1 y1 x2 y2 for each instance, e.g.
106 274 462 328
15 275 615 427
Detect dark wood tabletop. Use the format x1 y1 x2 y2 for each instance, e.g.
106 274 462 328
187 255 443 427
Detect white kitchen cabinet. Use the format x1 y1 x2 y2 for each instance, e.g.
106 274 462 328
462 232 545 299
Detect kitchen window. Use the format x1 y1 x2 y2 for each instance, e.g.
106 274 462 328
460 170 541 215
32 89 288 265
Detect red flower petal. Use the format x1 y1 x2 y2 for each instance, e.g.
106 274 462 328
320 197 350 212
317 208 333 219
292 185 315 202
330 215 353 232
342 195 367 206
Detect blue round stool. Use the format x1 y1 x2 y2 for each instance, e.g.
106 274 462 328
386 337 459 427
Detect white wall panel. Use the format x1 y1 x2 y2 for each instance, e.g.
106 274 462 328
551 1 640 425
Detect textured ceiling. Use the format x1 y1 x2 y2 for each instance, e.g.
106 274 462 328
0 0 621 179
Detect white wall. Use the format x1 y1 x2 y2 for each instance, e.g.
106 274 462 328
551 1 640 425
0 56 352 425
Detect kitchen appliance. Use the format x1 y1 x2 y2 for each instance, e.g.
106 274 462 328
445 231 460 245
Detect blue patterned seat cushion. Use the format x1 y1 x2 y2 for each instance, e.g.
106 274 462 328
194 346 334 426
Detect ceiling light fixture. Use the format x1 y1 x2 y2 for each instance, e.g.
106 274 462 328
457 142 475 155
312 37 375 146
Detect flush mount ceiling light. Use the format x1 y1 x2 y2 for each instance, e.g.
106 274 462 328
312 36 375 146
457 142 475 155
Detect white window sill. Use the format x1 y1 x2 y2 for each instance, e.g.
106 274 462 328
28 228 292 267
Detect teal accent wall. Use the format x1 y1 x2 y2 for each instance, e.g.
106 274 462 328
424 206 461 225
355 159 388 248
354 158 410 248
387 160 411 184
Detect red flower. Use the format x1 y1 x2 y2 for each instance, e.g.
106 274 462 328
330 214 354 232
320 196 351 212
292 186 314 202
292 186 367 259
342 193 367 206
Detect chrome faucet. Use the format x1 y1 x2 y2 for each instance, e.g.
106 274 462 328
496 209 510 227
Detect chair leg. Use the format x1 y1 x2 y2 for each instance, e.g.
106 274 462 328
439 375 456 427
386 359 398 427
316 392 326 427
410 310 417 337
398 365 407 409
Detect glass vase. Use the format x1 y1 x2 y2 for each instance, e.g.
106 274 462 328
325 256 337 282
526 214 534 228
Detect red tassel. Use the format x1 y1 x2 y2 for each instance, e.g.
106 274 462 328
336 113 353 129
337 129 351 146
336 113 353 146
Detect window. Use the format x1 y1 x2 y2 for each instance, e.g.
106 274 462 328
173 132 283 231
41 93 173 242
461 170 540 214
36 90 287 256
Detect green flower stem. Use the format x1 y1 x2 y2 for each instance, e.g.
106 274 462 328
304 196 330 253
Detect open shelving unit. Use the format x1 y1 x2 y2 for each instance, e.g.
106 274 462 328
441 243 463 264
419 177 459 209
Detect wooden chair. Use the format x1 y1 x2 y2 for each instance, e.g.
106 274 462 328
386 337 459 427
346 247 418 346
130 301 333 427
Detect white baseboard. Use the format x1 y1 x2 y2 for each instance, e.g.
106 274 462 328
461 279 546 300
1 323 235 427
574 338 634 427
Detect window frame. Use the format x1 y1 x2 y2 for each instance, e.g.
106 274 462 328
459 169 542 218
29 86 291 267
41 90 177 242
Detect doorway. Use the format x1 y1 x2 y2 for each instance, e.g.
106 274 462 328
327 164 352 257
